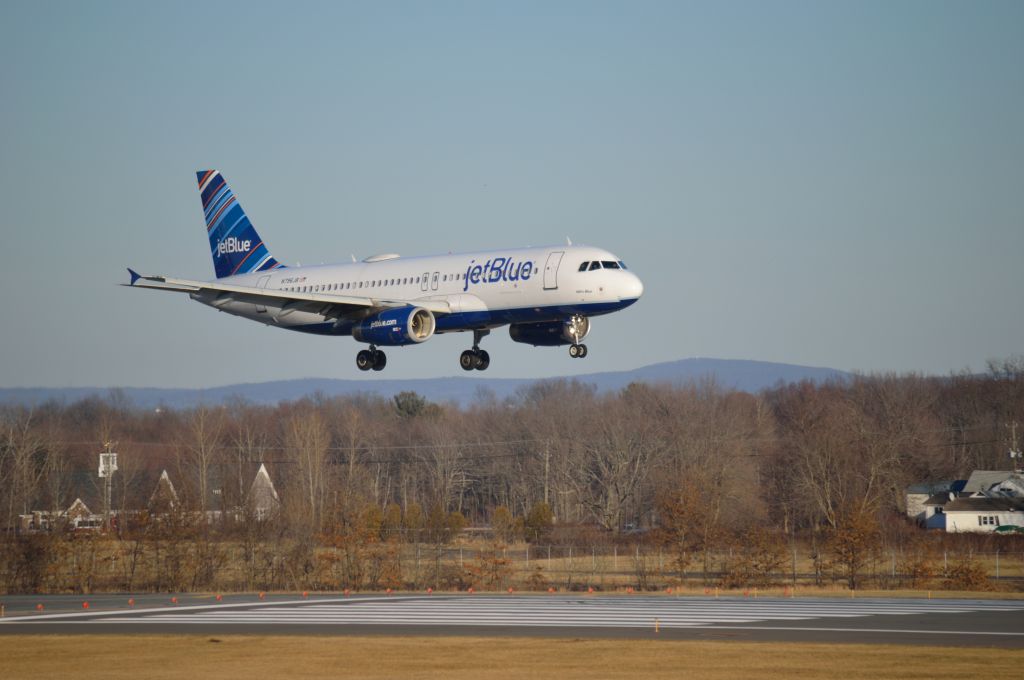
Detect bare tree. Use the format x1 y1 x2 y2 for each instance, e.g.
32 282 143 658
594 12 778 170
284 410 331 532
1 408 45 528
179 406 225 516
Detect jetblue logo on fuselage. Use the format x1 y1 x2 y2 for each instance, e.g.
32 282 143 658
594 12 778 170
217 237 251 256
462 256 533 292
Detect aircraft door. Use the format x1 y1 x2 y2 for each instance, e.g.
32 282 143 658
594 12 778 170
543 251 564 290
255 275 271 313
431 272 440 291
421 272 429 292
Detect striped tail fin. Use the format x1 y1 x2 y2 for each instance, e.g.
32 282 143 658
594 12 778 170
197 170 283 279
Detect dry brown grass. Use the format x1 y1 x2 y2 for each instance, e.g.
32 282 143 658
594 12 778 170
1 635 1021 680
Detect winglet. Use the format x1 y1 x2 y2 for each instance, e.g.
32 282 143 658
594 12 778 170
127 268 141 285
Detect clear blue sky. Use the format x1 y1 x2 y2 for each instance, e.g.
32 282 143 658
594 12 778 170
1 1 1021 388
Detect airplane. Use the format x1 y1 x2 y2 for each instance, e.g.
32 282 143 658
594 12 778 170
125 170 644 372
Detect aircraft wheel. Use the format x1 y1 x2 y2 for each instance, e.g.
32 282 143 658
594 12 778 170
476 350 490 371
460 349 478 371
356 350 374 371
372 350 387 371
569 344 581 358
578 344 588 358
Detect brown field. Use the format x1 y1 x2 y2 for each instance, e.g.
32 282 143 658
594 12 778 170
2 635 1021 680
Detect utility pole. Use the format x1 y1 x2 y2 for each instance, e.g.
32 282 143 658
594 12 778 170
543 441 550 507
1008 421 1022 472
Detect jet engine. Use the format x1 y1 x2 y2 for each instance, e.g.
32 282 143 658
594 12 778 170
352 307 435 346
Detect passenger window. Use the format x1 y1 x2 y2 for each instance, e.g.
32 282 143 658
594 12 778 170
578 262 589 272
589 261 601 271
602 261 619 269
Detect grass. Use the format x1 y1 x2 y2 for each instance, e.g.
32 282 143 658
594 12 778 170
1 635 1021 680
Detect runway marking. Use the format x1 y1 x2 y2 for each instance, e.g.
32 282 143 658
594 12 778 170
9 596 1018 633
699 626 1024 637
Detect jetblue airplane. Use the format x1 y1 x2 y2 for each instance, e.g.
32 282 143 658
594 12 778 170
126 170 643 372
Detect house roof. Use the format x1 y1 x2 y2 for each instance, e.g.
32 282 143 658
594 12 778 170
963 470 1017 495
67 498 93 516
149 469 179 509
944 497 1024 513
248 463 280 511
924 493 954 506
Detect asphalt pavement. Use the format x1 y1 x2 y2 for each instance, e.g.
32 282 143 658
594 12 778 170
1 593 1022 647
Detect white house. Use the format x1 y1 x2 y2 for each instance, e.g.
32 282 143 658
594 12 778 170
907 471 1024 533
905 480 964 524
943 496 1024 533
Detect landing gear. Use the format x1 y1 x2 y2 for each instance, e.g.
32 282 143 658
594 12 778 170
356 346 387 371
567 314 589 359
569 343 588 359
460 329 491 371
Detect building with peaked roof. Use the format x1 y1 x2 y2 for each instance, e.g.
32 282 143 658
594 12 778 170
963 470 1024 497
16 498 104 534
907 470 1024 533
943 497 1024 533
248 463 280 521
906 480 966 524
149 469 179 513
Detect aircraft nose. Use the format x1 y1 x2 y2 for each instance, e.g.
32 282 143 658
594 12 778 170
623 272 644 300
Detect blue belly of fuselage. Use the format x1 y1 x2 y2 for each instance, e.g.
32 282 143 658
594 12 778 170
291 298 639 336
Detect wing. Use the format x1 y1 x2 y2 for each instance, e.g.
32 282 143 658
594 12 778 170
123 268 452 317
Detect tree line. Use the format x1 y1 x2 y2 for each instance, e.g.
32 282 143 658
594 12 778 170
2 357 1023 592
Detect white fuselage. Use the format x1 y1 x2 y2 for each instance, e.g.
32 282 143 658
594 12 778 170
193 244 643 336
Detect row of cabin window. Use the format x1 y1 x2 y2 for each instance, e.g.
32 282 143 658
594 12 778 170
578 260 628 272
283 273 463 294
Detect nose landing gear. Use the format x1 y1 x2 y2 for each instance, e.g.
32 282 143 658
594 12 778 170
460 329 491 371
356 346 387 371
567 314 588 359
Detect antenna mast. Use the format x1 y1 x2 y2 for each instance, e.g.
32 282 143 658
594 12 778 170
98 442 118 531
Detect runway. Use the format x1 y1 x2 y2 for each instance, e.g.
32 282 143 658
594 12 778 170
2 594 1022 647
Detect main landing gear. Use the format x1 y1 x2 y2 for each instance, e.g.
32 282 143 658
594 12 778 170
356 345 387 371
460 329 490 371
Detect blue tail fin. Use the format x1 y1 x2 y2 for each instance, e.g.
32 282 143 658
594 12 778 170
197 170 283 278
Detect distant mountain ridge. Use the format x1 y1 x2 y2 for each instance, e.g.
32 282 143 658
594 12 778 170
0 359 849 410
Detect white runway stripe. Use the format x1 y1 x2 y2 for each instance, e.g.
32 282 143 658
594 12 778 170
86 596 1024 630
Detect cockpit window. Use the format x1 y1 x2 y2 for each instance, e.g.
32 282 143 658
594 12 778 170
589 261 601 271
601 261 620 269
618 261 627 270
578 261 589 272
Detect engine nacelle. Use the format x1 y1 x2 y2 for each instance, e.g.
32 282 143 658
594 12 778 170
352 307 435 346
508 317 590 347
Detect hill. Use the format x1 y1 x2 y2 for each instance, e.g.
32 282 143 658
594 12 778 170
0 359 849 410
